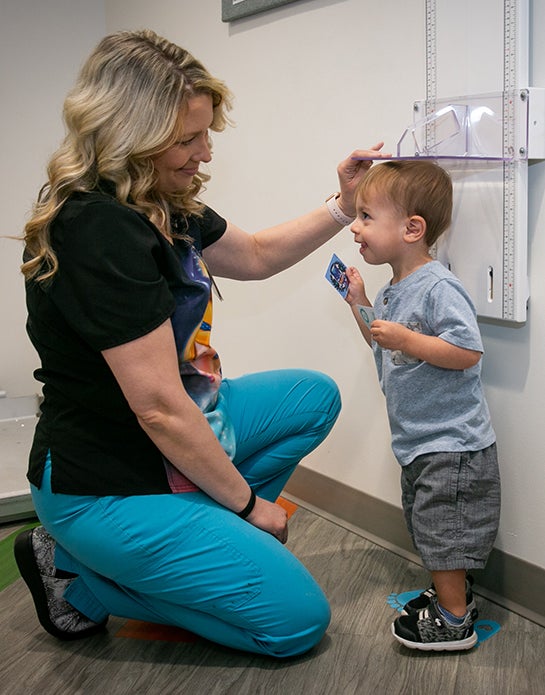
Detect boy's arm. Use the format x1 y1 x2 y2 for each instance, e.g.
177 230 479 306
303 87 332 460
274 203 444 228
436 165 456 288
350 305 374 347
370 321 481 370
345 266 373 347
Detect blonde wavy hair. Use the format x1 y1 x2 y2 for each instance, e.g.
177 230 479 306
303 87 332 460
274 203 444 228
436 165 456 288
22 29 233 282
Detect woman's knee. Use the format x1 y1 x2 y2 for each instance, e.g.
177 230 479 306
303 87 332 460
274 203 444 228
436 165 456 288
301 370 342 432
314 370 341 416
257 591 331 658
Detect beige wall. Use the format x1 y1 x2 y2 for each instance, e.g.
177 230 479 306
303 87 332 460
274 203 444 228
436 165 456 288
3 0 545 571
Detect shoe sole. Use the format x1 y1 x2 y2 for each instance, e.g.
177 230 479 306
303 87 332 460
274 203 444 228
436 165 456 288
14 529 106 641
391 622 478 651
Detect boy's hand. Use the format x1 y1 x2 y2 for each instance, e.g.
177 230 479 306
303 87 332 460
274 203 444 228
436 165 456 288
345 266 370 307
371 321 482 369
370 320 411 351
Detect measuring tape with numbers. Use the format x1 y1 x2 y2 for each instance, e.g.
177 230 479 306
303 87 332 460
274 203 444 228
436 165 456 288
425 0 437 150
503 0 518 320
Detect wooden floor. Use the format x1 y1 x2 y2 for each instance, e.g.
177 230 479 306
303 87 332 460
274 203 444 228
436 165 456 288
2 505 544 695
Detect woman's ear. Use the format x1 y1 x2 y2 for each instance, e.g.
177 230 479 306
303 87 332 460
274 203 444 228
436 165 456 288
404 215 426 244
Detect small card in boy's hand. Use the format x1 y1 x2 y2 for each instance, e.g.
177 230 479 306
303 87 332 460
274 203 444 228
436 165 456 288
356 304 375 328
325 253 349 298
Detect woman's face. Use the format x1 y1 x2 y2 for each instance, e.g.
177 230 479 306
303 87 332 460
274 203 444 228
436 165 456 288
152 93 214 194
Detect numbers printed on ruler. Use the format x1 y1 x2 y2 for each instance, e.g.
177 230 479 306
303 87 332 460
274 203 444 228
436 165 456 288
503 0 518 319
425 0 437 150
503 161 516 318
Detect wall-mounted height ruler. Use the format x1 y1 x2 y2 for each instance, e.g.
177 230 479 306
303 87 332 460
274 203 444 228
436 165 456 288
424 0 437 150
501 0 528 320
424 0 530 323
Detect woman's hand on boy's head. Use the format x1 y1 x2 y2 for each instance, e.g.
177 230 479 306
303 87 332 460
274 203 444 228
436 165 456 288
336 142 389 217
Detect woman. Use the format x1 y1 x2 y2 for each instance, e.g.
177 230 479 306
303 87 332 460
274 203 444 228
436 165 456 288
15 29 384 657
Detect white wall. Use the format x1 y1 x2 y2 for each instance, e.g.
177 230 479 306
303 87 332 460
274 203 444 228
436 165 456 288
0 0 106 395
3 0 544 571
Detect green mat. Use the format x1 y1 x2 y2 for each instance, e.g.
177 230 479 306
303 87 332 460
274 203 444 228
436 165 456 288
0 522 39 592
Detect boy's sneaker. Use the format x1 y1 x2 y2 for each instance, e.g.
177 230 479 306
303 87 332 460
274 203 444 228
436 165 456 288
401 574 477 619
392 597 477 651
14 526 108 641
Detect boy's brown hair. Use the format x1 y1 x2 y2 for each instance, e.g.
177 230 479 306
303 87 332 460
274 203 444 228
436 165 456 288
356 160 453 246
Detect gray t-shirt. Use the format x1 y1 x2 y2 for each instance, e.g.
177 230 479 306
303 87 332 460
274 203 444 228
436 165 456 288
373 261 496 466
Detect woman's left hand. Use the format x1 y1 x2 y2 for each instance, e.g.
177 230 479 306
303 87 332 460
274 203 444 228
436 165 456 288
336 142 390 217
246 496 289 544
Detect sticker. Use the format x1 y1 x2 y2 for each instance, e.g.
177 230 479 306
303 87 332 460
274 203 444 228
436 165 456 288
356 304 375 327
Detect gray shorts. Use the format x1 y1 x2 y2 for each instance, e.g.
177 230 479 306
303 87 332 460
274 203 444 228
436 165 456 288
400 443 501 571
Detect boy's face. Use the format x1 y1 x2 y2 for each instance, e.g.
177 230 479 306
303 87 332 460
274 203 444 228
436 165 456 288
350 191 408 267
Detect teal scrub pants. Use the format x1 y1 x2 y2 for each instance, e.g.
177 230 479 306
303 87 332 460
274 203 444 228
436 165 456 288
30 369 341 657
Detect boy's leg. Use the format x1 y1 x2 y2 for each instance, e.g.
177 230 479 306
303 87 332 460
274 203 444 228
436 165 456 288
401 571 476 617
431 569 468 618
393 445 500 650
400 445 500 595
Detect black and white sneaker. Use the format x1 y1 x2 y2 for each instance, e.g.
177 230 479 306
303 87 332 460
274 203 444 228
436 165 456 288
14 526 108 641
393 597 477 651
401 574 477 619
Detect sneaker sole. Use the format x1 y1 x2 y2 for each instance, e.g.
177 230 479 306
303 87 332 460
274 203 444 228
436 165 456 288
14 529 106 641
391 622 478 651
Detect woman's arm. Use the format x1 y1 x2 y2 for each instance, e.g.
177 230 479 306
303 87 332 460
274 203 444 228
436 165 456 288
101 320 288 540
203 145 386 280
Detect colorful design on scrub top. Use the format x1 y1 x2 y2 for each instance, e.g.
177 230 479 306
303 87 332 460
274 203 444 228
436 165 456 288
163 243 235 493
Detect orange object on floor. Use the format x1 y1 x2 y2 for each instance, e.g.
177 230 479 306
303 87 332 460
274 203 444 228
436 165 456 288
276 496 298 519
116 620 200 643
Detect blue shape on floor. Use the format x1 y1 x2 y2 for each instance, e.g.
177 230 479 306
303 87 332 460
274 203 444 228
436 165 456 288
387 590 421 611
474 619 501 644
387 591 501 646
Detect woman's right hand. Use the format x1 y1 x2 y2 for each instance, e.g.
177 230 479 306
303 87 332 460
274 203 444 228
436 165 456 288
246 496 289 544
336 142 389 217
